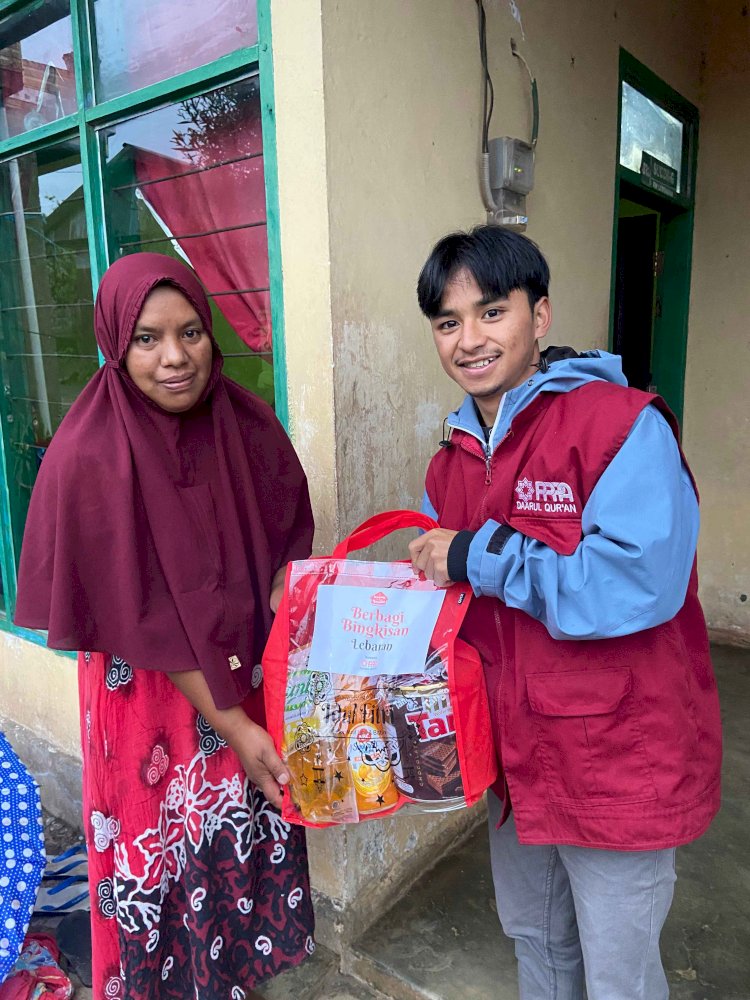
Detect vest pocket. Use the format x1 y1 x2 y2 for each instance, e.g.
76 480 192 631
526 668 657 804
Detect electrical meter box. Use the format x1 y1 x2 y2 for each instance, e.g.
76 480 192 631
487 136 535 230
488 137 534 195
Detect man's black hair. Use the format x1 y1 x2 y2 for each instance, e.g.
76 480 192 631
417 225 550 318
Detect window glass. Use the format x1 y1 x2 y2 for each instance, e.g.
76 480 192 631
101 76 273 406
620 81 683 191
93 0 258 103
0 0 76 140
0 141 97 556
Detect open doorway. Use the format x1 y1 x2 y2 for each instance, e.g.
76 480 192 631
610 52 699 423
613 200 659 391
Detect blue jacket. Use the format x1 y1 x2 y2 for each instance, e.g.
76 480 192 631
422 350 699 640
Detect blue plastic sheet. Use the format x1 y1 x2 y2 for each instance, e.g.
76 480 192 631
0 733 46 984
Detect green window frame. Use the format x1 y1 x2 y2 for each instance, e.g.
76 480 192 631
0 0 287 644
615 50 699 209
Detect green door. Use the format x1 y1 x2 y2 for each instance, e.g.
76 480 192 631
610 52 699 424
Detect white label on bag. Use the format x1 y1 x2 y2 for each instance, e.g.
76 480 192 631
308 584 446 677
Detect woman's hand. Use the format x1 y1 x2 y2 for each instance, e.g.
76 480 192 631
269 565 287 614
231 719 290 809
168 669 289 808
269 584 284 614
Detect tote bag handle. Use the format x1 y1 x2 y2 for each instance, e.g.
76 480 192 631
331 510 438 559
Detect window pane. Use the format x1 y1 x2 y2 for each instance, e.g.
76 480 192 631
0 141 97 557
620 81 684 191
93 0 258 103
0 0 76 140
100 76 274 406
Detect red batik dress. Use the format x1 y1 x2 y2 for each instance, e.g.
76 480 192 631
79 651 314 999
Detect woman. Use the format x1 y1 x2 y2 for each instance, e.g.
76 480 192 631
15 254 315 998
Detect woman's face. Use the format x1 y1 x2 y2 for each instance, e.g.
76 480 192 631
125 285 213 413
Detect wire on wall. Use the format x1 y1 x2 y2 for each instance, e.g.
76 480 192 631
475 0 495 155
510 37 539 148
473 3 538 227
476 0 499 214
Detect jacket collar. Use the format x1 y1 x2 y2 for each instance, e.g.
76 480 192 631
445 348 626 453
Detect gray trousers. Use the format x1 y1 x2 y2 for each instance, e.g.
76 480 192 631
488 793 677 1000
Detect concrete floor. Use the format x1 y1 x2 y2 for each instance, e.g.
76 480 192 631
27 645 750 999
345 644 750 1000
261 947 385 1000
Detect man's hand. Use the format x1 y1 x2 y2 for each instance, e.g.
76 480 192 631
409 528 459 588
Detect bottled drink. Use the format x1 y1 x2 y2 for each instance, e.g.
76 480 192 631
335 679 399 815
283 716 357 823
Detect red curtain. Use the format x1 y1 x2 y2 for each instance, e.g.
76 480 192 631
132 118 271 354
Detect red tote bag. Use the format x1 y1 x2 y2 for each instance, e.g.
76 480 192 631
262 511 497 827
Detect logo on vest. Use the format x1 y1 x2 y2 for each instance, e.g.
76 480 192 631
514 477 578 514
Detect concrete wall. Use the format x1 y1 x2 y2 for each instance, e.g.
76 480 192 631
684 2 750 644
480 0 704 352
0 636 79 755
272 0 339 554
0 636 82 828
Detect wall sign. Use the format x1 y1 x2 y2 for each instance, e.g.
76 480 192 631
640 151 678 197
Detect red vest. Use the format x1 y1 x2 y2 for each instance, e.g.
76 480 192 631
427 381 721 849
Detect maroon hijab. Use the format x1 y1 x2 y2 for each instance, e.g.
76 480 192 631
15 253 313 711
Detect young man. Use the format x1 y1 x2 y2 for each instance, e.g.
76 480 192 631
409 225 721 1000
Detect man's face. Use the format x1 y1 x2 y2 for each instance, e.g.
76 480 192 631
429 268 551 424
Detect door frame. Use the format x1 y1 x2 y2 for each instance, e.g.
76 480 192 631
608 49 699 423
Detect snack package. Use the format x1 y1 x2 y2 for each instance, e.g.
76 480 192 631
263 511 498 827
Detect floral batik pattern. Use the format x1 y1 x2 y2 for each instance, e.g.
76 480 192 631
105 655 134 691
79 652 314 999
196 715 228 757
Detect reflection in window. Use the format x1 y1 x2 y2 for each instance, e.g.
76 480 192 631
620 82 683 191
0 0 76 140
0 142 97 554
93 0 258 102
101 76 274 405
